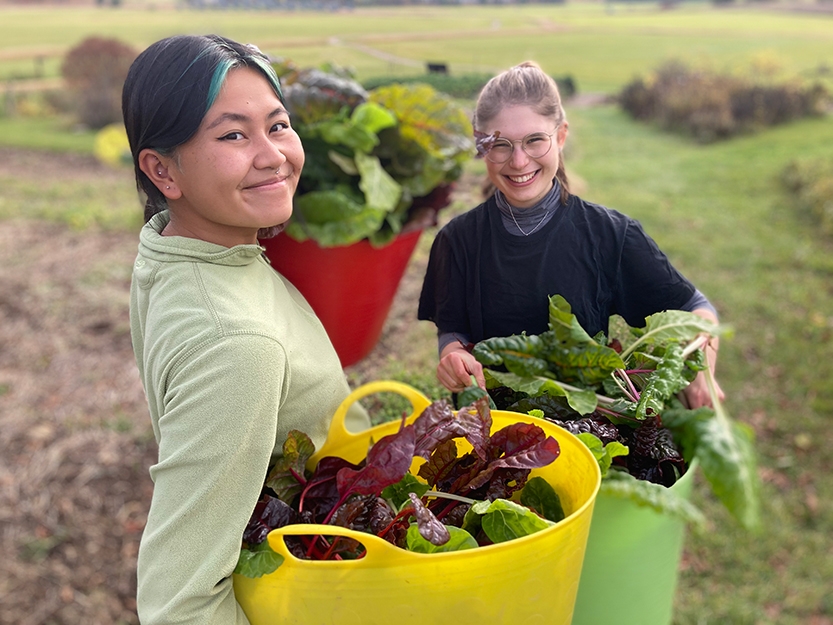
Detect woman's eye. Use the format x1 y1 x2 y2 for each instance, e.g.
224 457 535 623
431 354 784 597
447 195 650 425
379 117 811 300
219 131 245 141
270 121 290 133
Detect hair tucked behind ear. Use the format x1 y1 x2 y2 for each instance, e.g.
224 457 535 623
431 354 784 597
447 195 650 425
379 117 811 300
121 34 284 224
474 61 570 204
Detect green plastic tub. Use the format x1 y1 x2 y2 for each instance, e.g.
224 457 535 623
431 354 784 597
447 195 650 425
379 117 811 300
571 461 697 625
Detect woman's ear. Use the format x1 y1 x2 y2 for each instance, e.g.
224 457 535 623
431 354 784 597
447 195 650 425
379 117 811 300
556 122 570 150
138 149 182 200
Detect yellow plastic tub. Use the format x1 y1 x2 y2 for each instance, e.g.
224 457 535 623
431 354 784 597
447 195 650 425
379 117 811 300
234 381 601 625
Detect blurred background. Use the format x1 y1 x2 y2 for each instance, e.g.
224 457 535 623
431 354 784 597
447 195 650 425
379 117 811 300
0 1 831 623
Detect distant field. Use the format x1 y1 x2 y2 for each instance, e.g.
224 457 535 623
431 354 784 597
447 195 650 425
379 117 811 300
2 1 833 92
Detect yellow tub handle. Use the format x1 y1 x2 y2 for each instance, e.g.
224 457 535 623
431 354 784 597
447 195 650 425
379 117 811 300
266 522 414 565
321 380 432 449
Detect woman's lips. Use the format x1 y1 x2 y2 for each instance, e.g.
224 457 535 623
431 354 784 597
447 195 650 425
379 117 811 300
506 170 538 184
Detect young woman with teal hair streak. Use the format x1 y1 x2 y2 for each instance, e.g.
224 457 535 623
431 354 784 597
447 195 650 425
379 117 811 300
122 34 369 623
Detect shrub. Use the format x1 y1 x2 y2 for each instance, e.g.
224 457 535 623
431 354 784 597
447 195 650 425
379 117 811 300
619 60 830 143
61 37 137 130
780 159 833 238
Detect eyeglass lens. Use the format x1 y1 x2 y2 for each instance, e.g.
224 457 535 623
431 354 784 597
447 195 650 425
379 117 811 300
486 132 554 163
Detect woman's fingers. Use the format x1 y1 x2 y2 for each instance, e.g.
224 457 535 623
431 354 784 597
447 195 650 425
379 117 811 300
437 351 484 392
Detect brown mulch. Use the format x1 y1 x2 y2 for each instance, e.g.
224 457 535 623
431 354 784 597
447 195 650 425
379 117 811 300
0 216 155 625
0 147 483 625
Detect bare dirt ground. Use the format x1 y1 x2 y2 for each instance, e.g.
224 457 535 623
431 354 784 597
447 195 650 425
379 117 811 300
0 147 482 625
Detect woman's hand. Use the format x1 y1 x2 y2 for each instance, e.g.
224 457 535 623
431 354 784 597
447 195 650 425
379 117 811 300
437 343 485 393
682 307 724 409
681 368 725 409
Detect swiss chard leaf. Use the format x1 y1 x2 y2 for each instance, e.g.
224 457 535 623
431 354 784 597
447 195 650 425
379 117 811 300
234 541 284 578
621 310 727 360
519 475 566 522
412 397 491 462
634 342 688 420
662 402 761 531
465 424 560 491
289 189 386 246
336 424 416 498
355 152 402 213
576 433 630 479
405 524 477 553
242 495 299 546
601 470 706 527
381 473 430 511
470 498 554 543
408 493 450 545
473 333 557 379
265 430 315 504
484 369 599 415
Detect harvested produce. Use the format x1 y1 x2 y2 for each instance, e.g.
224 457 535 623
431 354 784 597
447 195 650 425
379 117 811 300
236 396 565 577
473 294 761 530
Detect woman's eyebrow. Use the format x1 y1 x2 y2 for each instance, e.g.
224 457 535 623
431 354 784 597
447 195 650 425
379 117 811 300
205 107 287 131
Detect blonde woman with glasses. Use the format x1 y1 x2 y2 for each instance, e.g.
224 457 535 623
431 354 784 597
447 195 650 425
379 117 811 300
418 61 723 411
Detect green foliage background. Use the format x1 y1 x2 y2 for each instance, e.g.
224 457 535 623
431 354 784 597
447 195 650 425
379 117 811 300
1 2 832 624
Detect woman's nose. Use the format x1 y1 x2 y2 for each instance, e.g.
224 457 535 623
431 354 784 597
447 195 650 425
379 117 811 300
508 142 530 167
254 133 287 170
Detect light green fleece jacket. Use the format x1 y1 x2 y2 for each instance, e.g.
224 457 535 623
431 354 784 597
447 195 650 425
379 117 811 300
131 212 368 624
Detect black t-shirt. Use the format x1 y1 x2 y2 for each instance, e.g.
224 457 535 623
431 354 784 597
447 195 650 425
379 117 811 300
417 194 697 341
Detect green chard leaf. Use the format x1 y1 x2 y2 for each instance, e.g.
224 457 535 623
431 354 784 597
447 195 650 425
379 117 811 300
354 151 402 212
406 524 477 554
234 541 284 578
576 432 629 478
289 189 387 246
543 296 625 385
469 498 554 543
621 309 729 360
484 369 599 415
519 475 566 522
633 342 689 420
381 473 429 511
601 470 706 527
662 399 761 531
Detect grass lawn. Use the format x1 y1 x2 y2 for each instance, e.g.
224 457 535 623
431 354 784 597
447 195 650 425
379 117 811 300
567 104 833 624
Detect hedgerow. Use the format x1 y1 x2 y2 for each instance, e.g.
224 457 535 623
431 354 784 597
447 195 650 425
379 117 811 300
619 60 830 143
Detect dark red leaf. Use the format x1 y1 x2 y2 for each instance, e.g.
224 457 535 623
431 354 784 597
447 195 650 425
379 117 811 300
417 439 463 487
336 425 416 497
242 494 299 545
409 493 450 546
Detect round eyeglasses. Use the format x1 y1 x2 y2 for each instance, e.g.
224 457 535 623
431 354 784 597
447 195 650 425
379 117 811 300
484 129 558 164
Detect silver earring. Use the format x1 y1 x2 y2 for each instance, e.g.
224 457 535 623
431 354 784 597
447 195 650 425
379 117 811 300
158 171 163 176
165 186 170 190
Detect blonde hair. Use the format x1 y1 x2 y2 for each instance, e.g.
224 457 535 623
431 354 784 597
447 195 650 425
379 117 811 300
474 61 570 203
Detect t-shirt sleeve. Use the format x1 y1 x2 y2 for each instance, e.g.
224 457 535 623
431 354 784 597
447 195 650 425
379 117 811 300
613 219 697 327
137 334 287 625
417 226 472 337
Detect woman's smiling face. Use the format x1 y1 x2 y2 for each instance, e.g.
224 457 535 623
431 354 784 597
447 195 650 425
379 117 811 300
162 67 304 247
483 105 567 209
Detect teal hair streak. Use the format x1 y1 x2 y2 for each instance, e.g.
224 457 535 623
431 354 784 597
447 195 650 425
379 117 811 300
205 52 283 113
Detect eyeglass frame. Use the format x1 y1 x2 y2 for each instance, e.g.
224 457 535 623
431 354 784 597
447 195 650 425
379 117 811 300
483 127 560 164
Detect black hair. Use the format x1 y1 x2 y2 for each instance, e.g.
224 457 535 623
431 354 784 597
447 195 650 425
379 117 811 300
121 34 283 223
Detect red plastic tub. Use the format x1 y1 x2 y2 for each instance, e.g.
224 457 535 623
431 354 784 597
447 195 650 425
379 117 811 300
261 230 422 367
